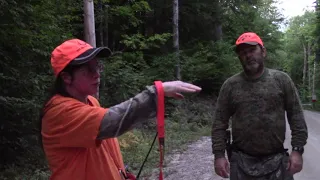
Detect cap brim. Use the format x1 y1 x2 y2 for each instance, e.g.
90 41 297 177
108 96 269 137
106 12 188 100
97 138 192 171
235 42 259 52
237 41 259 46
70 47 112 65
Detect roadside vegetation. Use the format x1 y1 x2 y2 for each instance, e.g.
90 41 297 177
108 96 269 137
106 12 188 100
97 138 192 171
1 0 320 179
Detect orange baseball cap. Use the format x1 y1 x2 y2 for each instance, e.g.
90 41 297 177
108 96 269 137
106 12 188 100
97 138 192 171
235 32 264 47
50 39 111 77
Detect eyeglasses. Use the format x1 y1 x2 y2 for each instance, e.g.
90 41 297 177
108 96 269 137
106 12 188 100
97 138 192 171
78 61 104 75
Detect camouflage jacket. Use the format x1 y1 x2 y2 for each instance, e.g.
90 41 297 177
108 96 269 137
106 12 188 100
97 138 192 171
97 85 157 139
211 68 308 158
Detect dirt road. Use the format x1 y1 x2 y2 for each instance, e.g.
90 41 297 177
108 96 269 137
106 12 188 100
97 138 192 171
287 110 320 180
146 110 320 180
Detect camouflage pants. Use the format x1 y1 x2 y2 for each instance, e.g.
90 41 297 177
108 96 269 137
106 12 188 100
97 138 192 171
229 150 294 180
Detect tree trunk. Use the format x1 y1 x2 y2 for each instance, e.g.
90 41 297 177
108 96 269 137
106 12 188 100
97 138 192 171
84 0 98 98
84 0 96 47
213 1 223 41
307 42 311 92
302 42 307 88
98 0 104 46
173 0 181 80
104 5 109 47
312 58 317 102
214 24 223 41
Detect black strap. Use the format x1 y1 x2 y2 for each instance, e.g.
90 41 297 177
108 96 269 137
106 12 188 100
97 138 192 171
136 132 158 179
230 144 288 157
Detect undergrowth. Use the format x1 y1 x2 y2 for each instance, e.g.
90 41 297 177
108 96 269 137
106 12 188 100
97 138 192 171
0 95 215 180
119 121 211 179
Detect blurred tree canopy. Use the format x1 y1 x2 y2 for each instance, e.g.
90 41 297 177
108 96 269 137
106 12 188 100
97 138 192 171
0 0 319 178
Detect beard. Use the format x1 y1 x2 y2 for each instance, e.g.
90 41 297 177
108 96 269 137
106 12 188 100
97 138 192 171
241 57 264 77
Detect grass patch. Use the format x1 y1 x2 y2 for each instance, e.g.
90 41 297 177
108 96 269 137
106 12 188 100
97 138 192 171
303 103 320 112
119 96 215 178
119 121 211 178
0 152 50 180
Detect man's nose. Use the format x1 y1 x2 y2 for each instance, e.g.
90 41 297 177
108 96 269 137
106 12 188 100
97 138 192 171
93 69 101 78
244 51 253 58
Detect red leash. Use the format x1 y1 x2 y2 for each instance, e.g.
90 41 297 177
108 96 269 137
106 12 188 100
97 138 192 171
135 81 165 180
154 81 165 180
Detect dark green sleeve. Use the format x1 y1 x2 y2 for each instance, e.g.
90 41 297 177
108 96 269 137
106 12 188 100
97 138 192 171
211 80 232 159
282 73 308 147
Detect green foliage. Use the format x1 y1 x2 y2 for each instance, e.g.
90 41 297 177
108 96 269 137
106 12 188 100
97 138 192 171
110 1 151 28
286 10 316 50
99 52 151 104
283 9 318 102
0 0 77 169
181 41 241 93
179 0 223 43
2 0 314 178
315 0 320 49
121 33 172 50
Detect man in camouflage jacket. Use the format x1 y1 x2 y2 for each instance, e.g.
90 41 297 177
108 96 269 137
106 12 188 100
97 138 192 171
211 32 308 180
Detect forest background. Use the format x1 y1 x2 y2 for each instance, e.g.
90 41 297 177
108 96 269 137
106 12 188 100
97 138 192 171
1 0 320 179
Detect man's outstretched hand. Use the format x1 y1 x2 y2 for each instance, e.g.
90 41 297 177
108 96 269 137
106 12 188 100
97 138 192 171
162 81 202 99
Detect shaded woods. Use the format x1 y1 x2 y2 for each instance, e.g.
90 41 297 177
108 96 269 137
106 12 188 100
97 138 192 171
1 0 320 179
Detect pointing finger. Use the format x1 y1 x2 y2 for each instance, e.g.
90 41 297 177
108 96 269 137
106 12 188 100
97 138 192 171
178 86 199 93
180 83 202 91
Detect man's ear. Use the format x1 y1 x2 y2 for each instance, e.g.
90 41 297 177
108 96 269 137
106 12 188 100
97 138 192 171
261 46 267 58
60 72 72 85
